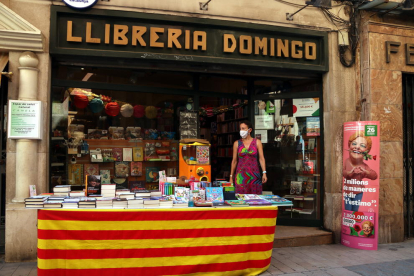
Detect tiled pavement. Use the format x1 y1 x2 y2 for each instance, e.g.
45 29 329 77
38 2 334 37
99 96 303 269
1 240 414 276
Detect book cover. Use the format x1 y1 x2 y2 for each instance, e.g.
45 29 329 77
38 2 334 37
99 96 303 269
174 187 189 202
196 146 209 165
290 181 302 195
100 170 111 184
133 147 144 161
146 167 160 182
115 161 129 178
68 164 83 185
206 187 224 203
225 200 249 207
242 194 262 200
244 199 272 206
84 164 99 176
130 162 143 176
29 185 37 197
113 148 123 162
86 175 102 196
129 181 146 192
123 148 133 162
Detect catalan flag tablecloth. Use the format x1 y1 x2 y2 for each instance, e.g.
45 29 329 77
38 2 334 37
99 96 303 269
38 206 278 276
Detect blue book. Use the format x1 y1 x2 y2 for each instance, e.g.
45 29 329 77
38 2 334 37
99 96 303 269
206 187 224 203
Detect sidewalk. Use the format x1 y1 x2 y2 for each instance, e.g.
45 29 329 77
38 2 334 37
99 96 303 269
1 240 414 276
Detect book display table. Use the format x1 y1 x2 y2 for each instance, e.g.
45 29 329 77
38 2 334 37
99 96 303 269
37 206 278 276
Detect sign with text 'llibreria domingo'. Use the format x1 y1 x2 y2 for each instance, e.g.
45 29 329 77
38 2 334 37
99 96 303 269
341 121 380 250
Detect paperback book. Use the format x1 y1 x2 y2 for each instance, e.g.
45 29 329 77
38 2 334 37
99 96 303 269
206 187 224 203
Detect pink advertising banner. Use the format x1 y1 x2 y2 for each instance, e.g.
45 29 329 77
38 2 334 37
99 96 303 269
341 121 380 250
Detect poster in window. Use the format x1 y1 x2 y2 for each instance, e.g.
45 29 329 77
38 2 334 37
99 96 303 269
306 117 320 136
293 98 320 117
255 115 274 130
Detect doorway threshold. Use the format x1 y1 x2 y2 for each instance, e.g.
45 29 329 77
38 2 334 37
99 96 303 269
274 226 333 248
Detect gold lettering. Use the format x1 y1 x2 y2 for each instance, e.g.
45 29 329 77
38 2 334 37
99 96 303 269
150 27 165 48
105 24 110 44
86 22 101 44
168 29 182 49
132 26 147 47
223 34 236 53
255 37 267 55
277 39 289 57
67 21 82 42
193 31 207 51
291 41 303 59
305 42 317 60
185 30 190 50
270 38 275 57
114 25 128 45
239 35 252 54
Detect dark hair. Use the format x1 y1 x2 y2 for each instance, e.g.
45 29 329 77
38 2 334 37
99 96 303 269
240 120 253 130
88 175 100 182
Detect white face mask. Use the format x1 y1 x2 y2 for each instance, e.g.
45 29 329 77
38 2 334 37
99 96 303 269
240 130 249 138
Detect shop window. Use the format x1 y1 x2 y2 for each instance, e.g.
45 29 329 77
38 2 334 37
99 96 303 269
254 79 321 95
50 86 188 192
199 75 247 94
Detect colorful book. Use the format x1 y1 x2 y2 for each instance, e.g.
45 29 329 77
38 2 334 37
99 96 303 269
146 167 160 182
113 148 123 162
244 199 272 206
68 164 83 185
206 187 224 203
115 161 129 178
84 164 99 176
86 175 102 196
133 147 144 161
196 146 210 165
174 187 189 202
225 200 249 207
100 170 111 184
130 162 143 176
129 181 146 192
123 148 133 162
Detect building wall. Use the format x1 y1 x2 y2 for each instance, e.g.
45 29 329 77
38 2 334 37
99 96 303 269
1 0 359 261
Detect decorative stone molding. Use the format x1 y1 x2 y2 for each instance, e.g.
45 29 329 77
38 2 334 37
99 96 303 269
0 3 43 52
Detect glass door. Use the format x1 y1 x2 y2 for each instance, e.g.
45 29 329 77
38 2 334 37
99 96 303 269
252 78 323 226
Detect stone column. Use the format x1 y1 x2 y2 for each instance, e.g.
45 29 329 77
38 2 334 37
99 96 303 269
12 52 39 203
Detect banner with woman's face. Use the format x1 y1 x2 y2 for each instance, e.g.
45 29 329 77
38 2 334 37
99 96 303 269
341 121 380 250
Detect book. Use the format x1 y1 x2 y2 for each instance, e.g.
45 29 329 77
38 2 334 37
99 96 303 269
68 164 83 185
196 146 209 165
194 200 213 207
29 185 37 197
86 175 102 196
206 187 224 203
290 181 302 195
174 187 189 202
225 200 249 207
53 185 71 193
100 170 111 184
123 148 133 162
133 147 144 161
115 162 129 178
129 181 145 192
84 164 99 177
146 167 159 182
131 162 143 176
113 148 123 162
244 199 272 206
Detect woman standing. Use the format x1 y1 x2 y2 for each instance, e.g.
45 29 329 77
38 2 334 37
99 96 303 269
230 121 267 194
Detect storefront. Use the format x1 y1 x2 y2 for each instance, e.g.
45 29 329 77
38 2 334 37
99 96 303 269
48 6 327 226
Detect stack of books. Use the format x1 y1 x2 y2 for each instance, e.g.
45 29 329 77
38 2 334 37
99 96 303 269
96 197 114 208
224 200 249 207
62 198 80 209
44 200 63 208
70 191 85 197
144 199 159 208
101 184 116 198
173 200 188 208
119 193 135 200
159 198 173 208
116 189 130 197
127 199 144 209
244 199 272 206
25 196 47 208
78 198 96 208
113 198 128 209
53 185 71 197
135 190 151 199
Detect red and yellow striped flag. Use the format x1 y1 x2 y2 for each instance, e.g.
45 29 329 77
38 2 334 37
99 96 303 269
38 207 277 276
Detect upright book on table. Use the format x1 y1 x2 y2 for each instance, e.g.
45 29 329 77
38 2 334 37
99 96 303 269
206 187 224 203
86 175 102 196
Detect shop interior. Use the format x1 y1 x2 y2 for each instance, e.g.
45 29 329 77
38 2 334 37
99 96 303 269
50 60 323 225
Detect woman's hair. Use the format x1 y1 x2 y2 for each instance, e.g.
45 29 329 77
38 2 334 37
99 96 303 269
240 120 253 130
348 131 372 152
87 175 99 182
362 221 374 228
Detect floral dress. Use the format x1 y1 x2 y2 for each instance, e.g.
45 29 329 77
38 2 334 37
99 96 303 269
235 138 262 194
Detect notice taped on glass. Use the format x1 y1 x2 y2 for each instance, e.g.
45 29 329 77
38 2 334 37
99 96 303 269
341 121 379 250
8 100 42 139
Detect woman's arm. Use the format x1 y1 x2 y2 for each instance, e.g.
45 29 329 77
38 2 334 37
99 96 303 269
256 139 267 183
361 165 378 180
229 141 238 184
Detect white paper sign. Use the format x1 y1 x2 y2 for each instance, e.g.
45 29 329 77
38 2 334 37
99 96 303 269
255 115 274 130
8 100 42 139
293 98 320 117
255 130 268 143
63 0 98 9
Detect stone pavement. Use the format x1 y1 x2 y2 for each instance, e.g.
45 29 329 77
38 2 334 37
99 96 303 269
1 240 414 276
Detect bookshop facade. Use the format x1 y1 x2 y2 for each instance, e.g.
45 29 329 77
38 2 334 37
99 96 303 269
48 5 327 225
